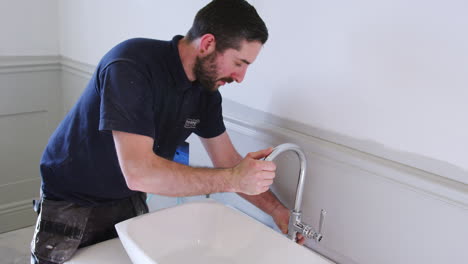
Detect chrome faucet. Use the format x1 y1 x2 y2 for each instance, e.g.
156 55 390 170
264 143 326 242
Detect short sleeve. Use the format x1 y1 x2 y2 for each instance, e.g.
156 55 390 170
98 61 155 138
195 91 226 138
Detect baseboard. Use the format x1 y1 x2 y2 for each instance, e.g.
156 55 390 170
0 199 37 234
0 179 41 234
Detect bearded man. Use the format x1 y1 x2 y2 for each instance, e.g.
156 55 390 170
32 1 303 263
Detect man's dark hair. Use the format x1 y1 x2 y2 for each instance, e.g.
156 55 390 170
186 0 268 52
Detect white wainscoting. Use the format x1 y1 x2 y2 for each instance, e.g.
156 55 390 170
216 113 468 264
9 56 467 264
0 56 62 233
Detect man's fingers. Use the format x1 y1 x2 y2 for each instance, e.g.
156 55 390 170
260 179 273 187
251 159 276 172
248 147 273 160
257 170 275 180
236 148 277 195
280 225 288 234
262 160 276 171
297 233 306 245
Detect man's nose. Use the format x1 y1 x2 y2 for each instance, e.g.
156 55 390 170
232 67 247 83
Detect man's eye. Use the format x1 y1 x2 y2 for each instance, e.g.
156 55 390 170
235 62 242 67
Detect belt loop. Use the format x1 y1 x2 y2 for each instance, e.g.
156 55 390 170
32 199 42 215
32 189 44 215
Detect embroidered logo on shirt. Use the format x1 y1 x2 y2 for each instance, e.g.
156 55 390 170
184 118 200 129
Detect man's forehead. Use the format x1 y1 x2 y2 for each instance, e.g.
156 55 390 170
226 40 262 62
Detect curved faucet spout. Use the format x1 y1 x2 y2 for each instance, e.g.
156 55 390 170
264 143 325 243
264 143 307 213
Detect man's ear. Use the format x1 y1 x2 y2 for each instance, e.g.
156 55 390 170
198 34 216 55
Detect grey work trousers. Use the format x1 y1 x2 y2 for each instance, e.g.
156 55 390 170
30 192 148 264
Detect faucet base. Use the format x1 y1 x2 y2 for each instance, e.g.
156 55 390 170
288 209 325 242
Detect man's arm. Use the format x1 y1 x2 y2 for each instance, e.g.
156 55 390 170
200 132 284 216
112 130 275 197
200 131 305 244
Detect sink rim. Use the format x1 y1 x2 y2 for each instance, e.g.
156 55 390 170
115 199 334 264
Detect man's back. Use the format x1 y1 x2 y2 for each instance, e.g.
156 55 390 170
40 38 172 205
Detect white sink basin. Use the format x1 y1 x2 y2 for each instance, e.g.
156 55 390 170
115 199 333 264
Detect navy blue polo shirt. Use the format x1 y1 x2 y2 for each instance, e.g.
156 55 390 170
40 36 226 205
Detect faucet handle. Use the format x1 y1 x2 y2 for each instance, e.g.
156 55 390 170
312 209 326 242
309 209 327 242
318 209 326 235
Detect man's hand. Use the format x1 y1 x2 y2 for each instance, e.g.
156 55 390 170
230 148 276 195
271 204 306 245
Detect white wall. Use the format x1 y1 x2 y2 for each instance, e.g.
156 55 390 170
239 0 468 174
0 0 59 56
58 0 210 65
58 0 468 177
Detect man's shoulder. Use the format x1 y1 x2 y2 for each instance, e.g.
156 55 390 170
97 37 174 73
105 38 170 58
116 37 169 49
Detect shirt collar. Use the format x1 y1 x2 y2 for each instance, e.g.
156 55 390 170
169 35 193 92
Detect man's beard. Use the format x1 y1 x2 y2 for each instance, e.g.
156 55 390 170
193 52 233 92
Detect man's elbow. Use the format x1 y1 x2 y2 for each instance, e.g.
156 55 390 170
119 154 168 193
121 164 146 192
